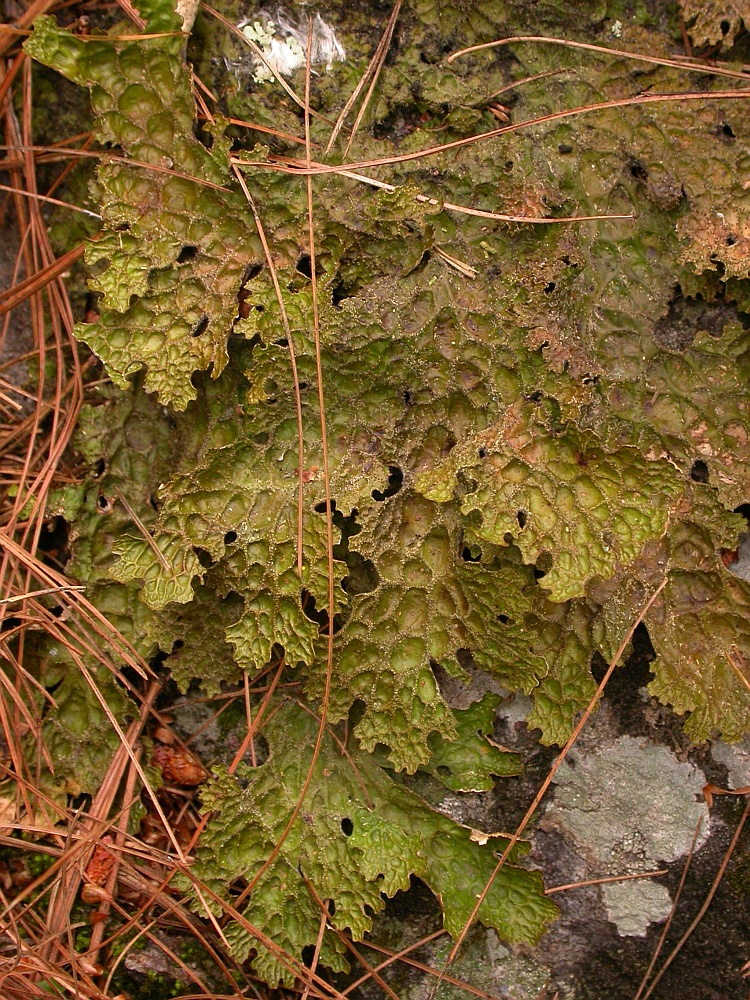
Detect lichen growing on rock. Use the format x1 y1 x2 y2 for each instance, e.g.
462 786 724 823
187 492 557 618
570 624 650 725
541 735 710 936
23 0 750 981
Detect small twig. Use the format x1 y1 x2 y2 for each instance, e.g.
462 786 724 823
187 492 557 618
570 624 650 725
0 584 85 607
545 869 669 895
294 699 373 808
633 816 703 1000
433 246 477 278
447 34 750 83
702 782 750 808
112 0 145 29
230 19 340 919
302 876 402 1000
0 182 100 217
233 90 750 179
228 655 285 775
0 144 233 192
427 576 668 1000
679 18 693 57
341 930 445 997
114 488 170 572
726 647 750 694
213 114 307 146
261 154 634 224
639 796 750 1000
230 166 306 576
200 3 332 124
325 0 397 154
362 937 507 1000
486 69 564 100
0 243 85 318
300 908 328 1000
342 0 403 158
0 0 59 59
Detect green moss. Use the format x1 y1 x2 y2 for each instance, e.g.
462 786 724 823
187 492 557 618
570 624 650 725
26 851 55 878
177 938 210 965
115 970 185 1000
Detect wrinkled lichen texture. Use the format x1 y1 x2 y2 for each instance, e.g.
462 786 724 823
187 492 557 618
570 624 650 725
26 0 259 408
25 0 750 983
188 702 554 986
679 0 750 50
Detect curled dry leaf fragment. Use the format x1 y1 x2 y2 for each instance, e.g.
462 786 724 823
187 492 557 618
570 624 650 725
81 883 112 904
84 834 116 887
702 781 750 809
77 956 104 977
152 743 208 785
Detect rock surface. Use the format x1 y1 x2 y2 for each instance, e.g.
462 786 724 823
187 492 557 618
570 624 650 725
353 643 750 1000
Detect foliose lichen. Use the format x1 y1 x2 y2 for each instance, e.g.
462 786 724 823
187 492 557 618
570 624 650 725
23 0 750 981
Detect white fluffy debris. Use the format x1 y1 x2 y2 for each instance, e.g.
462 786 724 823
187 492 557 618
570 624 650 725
238 11 345 83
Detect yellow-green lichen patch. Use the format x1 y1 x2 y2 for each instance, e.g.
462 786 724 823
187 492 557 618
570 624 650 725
22 0 750 981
